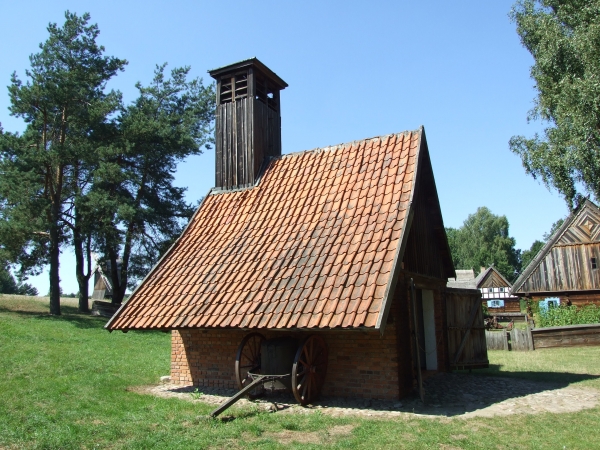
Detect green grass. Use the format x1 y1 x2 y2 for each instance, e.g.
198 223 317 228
480 348 600 388
2 295 600 449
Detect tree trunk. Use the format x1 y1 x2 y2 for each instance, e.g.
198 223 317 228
73 227 90 313
48 207 61 315
108 247 125 305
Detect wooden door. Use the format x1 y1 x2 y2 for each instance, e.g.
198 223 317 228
446 287 489 370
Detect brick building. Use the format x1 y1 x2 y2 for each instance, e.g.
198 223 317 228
106 59 486 401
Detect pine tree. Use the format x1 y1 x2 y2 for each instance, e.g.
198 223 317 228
0 12 126 314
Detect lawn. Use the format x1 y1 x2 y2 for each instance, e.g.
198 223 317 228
1 295 600 449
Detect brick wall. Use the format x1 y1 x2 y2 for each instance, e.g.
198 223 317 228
171 280 450 401
171 311 402 400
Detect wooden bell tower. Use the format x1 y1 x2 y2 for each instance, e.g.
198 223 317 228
209 58 288 190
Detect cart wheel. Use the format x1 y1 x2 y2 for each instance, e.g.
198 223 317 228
235 332 265 397
292 335 328 405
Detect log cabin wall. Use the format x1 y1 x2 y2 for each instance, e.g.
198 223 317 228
520 243 600 292
530 293 600 307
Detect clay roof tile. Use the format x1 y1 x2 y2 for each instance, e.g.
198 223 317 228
107 130 425 332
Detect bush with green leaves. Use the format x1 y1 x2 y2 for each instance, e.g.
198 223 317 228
538 304 600 328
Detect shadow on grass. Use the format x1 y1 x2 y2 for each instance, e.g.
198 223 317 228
471 364 600 385
0 304 108 329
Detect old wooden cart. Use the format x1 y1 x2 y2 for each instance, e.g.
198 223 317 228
210 333 328 417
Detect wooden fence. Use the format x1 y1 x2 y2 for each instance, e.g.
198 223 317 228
531 323 600 348
486 323 600 350
485 329 534 351
485 331 508 351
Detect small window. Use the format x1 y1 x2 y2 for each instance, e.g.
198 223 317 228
592 258 597 270
488 299 504 308
499 287 504 292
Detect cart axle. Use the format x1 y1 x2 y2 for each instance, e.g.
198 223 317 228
209 374 290 418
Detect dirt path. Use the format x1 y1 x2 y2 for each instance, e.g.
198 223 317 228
140 372 600 419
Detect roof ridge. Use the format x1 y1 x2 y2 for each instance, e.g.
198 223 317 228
281 129 422 159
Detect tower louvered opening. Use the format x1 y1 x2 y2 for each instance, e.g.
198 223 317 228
219 71 248 104
255 73 278 111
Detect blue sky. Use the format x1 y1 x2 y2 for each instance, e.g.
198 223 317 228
0 0 568 295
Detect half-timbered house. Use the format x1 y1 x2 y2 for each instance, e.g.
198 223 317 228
105 59 487 401
477 267 520 313
448 267 521 317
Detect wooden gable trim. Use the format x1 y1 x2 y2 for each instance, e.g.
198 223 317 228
375 129 423 335
476 266 512 289
511 200 600 295
377 127 455 335
416 136 455 279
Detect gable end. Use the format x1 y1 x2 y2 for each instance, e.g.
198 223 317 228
512 200 600 295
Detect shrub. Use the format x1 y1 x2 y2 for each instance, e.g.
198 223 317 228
538 304 600 328
481 304 489 318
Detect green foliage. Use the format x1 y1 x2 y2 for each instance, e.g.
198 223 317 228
520 298 528 313
520 218 566 271
0 11 126 313
91 64 215 302
190 388 203 400
0 266 37 295
446 207 520 280
509 1 600 209
521 239 544 270
544 218 565 240
538 303 600 327
481 303 489 317
0 12 215 311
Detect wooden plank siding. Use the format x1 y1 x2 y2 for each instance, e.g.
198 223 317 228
479 270 511 289
520 243 600 293
212 60 285 191
215 98 254 189
529 293 600 307
486 301 521 313
445 288 489 369
531 324 600 349
402 197 446 279
402 143 453 280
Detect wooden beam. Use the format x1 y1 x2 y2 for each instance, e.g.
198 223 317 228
410 278 424 403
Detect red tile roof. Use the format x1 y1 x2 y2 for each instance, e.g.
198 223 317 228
106 129 422 331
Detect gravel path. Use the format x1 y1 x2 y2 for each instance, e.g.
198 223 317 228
141 372 600 419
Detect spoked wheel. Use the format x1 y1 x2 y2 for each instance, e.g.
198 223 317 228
235 332 265 398
291 335 328 405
